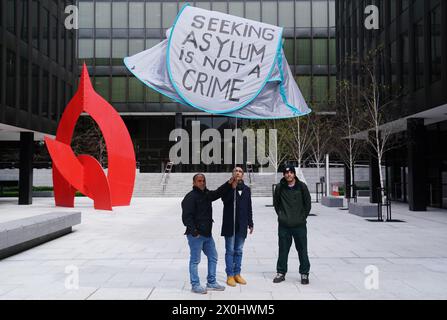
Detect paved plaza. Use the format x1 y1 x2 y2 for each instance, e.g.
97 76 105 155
1 196 447 300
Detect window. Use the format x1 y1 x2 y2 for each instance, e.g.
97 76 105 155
51 76 58 120
329 0 336 27
129 2 145 28
96 2 111 29
262 1 277 25
32 64 39 115
94 77 110 100
146 2 161 28
112 2 128 29
313 39 328 65
79 2 94 28
312 1 328 28
129 39 144 56
42 71 49 117
196 2 211 10
414 19 424 89
278 1 294 28
313 76 329 102
430 6 441 83
59 24 65 65
162 2 178 28
329 76 336 102
400 32 409 93
31 0 39 48
283 39 294 63
146 39 160 50
295 1 311 28
60 82 65 121
112 39 127 66
50 15 58 61
146 88 160 103
67 32 73 71
111 77 126 103
20 58 28 111
390 41 398 94
401 0 410 12
6 50 16 108
390 0 397 22
6 0 16 34
329 39 336 65
212 2 227 14
129 78 145 102
296 76 311 101
95 39 110 66
229 2 244 19
20 0 28 41
42 8 49 56
78 39 94 65
296 39 311 65
245 2 261 21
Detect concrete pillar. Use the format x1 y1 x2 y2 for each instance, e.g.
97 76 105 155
19 132 34 205
407 118 427 211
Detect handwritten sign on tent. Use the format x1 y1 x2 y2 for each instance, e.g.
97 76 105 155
167 5 282 113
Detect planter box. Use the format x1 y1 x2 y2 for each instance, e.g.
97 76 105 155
32 191 54 197
348 202 377 217
321 196 344 207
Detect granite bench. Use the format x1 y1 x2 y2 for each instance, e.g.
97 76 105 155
348 202 377 217
0 212 81 259
321 196 344 207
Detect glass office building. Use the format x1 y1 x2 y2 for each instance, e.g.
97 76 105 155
0 0 77 203
77 0 336 172
337 0 447 210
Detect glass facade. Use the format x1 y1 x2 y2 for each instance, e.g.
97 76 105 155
337 0 447 209
0 0 77 134
76 0 336 172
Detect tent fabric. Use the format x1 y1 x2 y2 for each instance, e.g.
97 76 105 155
124 4 311 119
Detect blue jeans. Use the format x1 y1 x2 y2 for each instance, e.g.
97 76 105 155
224 234 245 276
186 234 218 287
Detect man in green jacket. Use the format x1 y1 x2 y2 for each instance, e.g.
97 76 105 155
273 166 311 285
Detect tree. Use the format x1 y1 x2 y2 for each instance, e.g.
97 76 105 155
351 48 401 204
71 116 108 168
334 79 365 199
253 119 289 184
308 113 334 183
286 115 312 168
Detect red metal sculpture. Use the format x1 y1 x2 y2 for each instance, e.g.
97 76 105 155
45 64 136 210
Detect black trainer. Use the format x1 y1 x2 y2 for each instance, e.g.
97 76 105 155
273 273 285 283
301 273 309 285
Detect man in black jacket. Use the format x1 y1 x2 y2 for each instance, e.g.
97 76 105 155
221 167 254 287
273 166 312 285
182 173 236 294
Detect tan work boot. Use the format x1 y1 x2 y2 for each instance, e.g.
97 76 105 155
234 274 247 285
226 276 237 287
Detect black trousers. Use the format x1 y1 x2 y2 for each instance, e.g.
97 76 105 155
276 224 310 275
